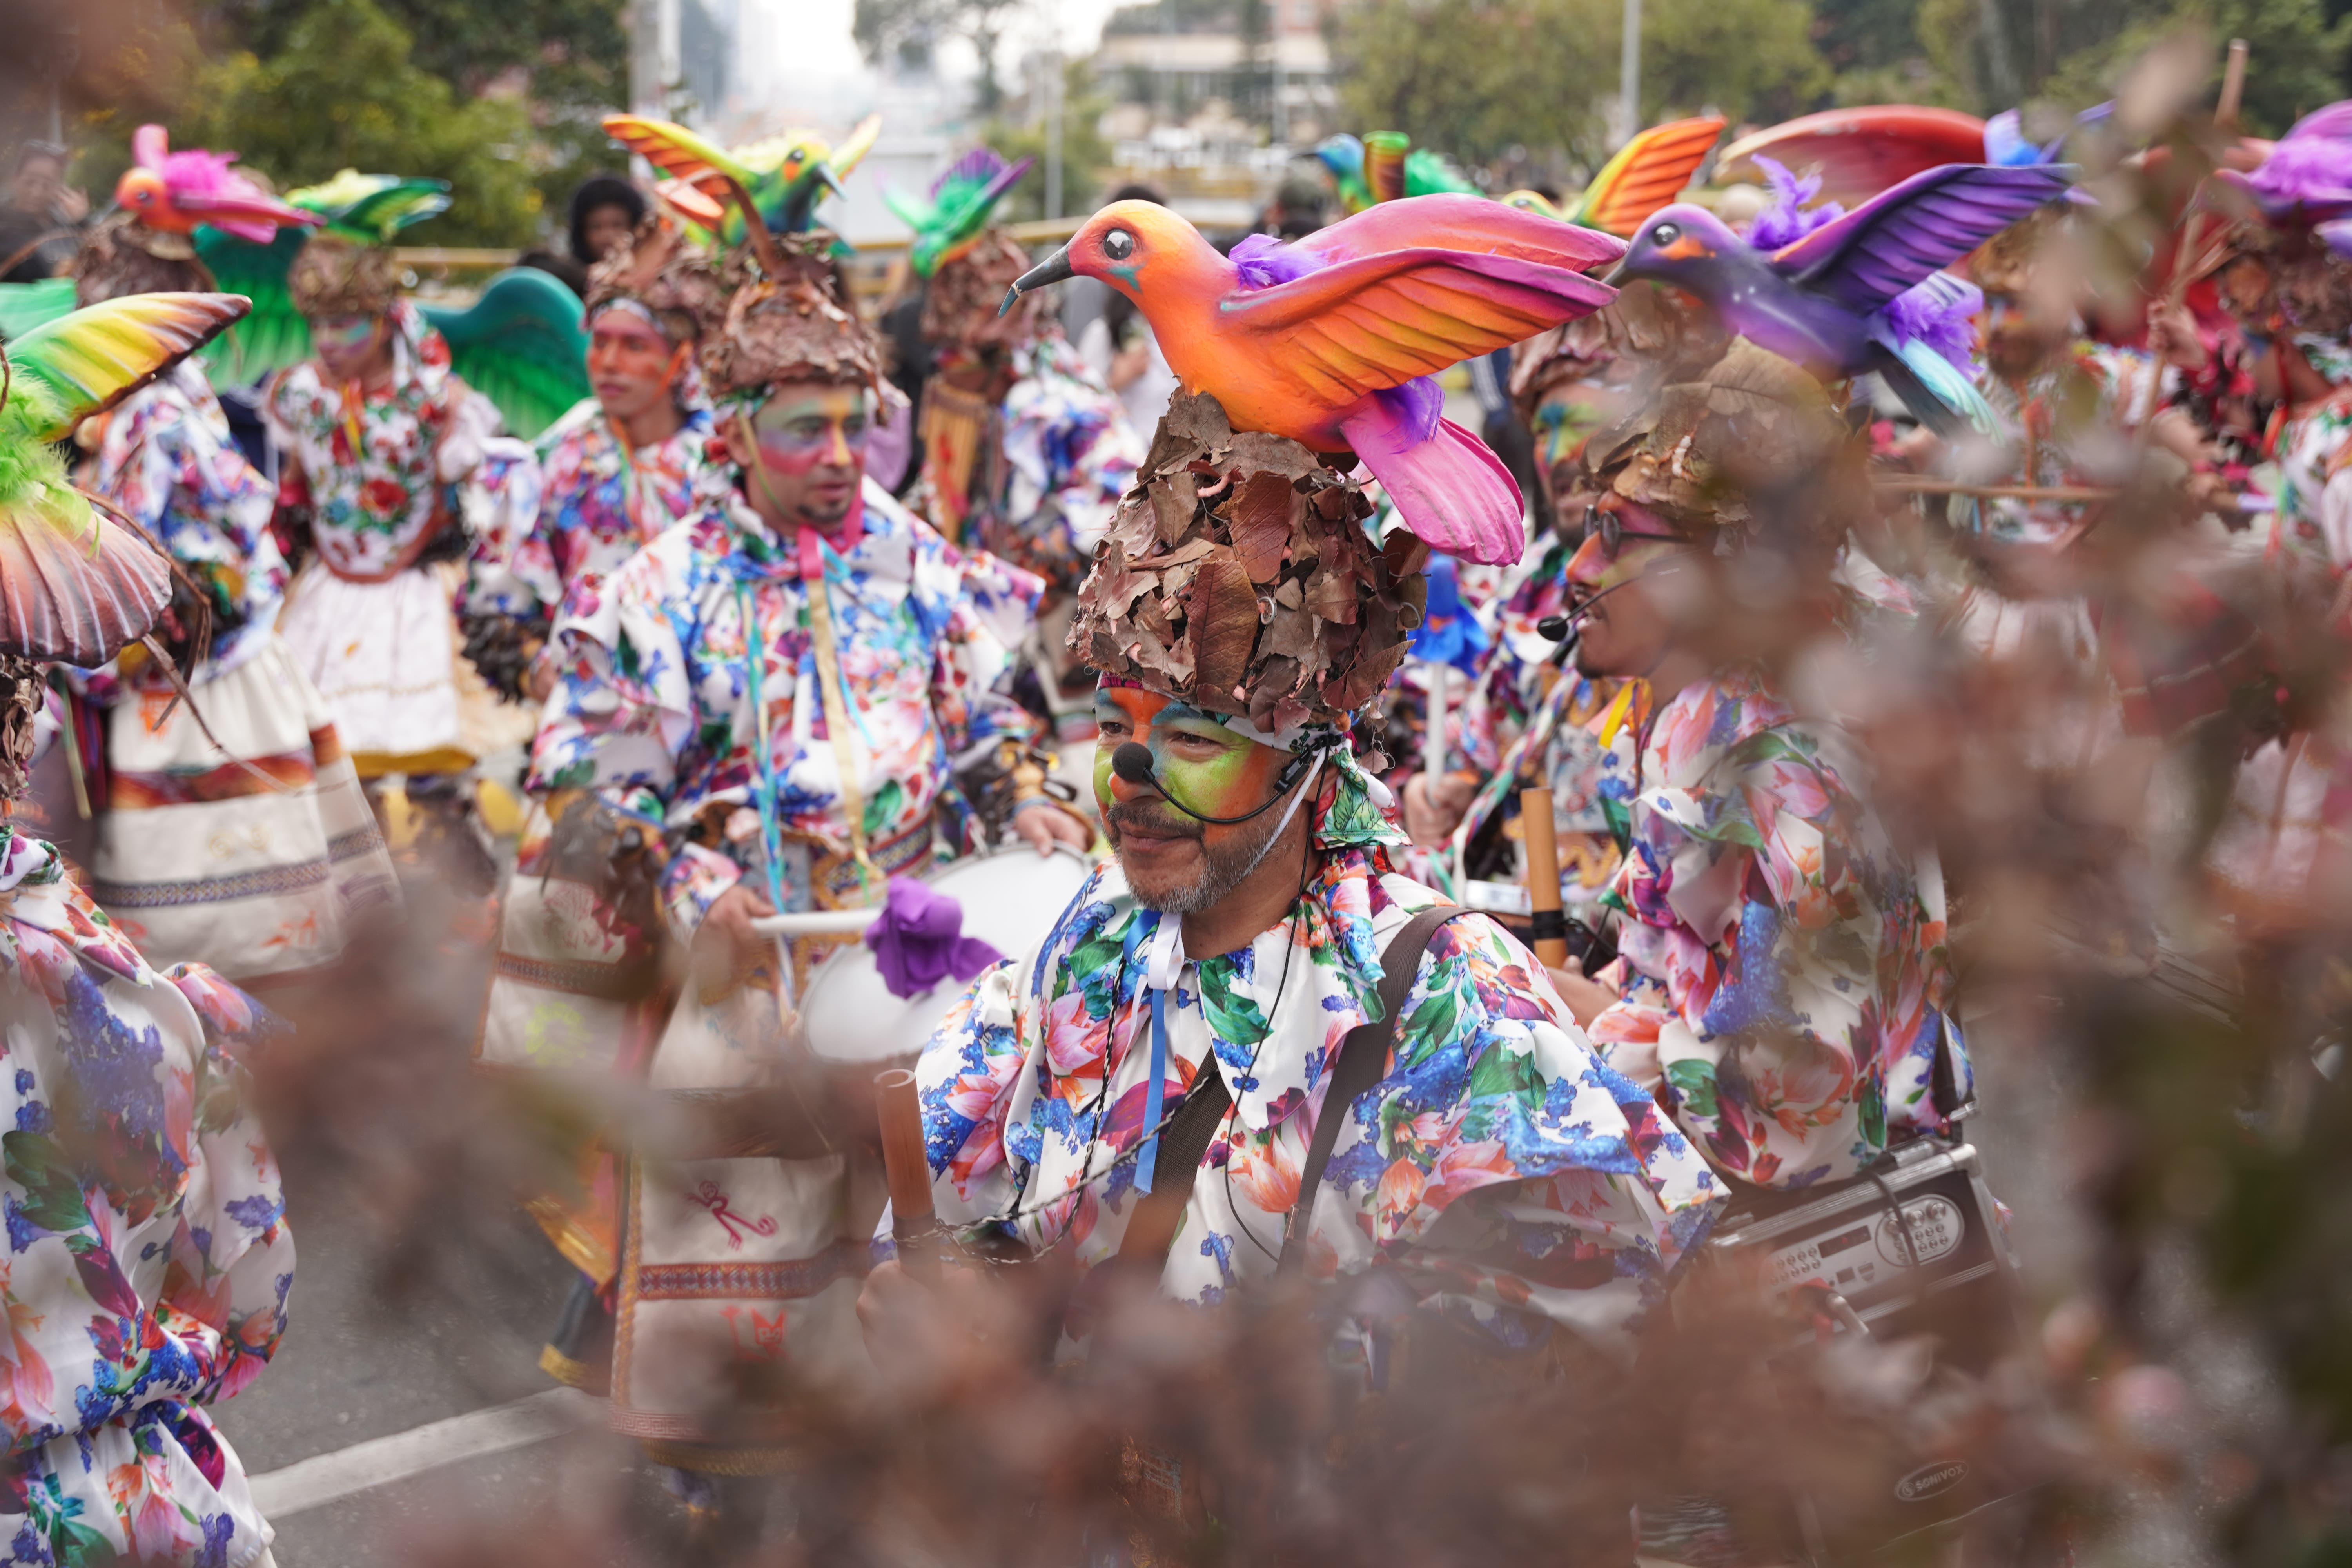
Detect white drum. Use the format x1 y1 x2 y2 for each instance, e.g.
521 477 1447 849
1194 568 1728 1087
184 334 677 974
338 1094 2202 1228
793 844 1095 1065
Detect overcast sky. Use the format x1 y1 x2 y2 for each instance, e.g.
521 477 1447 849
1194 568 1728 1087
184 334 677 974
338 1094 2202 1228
750 0 1130 109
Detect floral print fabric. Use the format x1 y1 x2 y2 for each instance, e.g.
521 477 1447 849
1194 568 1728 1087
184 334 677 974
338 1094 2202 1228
87 365 285 684
0 826 293 1567
990 336 1144 591
2265 389 2352 577
1583 670 1968 1191
264 301 501 578
910 842 1721 1354
528 477 1045 936
467 398 719 623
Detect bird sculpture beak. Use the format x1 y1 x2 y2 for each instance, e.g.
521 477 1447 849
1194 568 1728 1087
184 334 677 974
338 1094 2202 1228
819 165 848 201
1000 243 1075 316
1600 262 1628 287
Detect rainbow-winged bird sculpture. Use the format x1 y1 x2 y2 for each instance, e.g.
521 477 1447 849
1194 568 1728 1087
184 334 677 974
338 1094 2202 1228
1000 195 1624 566
0 293 250 663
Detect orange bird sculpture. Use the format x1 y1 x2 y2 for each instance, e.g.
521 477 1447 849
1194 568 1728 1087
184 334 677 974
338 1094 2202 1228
111 125 322 245
1001 196 1624 565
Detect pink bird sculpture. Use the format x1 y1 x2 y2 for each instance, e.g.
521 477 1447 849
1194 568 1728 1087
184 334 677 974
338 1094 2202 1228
1001 195 1625 565
113 125 323 244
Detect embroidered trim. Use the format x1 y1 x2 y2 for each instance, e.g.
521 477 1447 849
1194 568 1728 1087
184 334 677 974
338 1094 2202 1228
494 949 659 1001
631 1244 863 1301
94 859 333 909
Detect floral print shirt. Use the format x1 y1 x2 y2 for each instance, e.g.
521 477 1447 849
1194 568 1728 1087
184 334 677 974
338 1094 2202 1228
0 826 293 1568
87 365 285 684
467 397 719 624
1585 668 1969 1191
2265 388 2352 577
264 301 500 579
1970 345 2134 546
528 477 1045 937
908 836 1722 1356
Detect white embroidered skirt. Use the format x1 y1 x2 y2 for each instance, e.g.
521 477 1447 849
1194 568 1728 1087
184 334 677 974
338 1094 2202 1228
279 561 470 775
92 635 400 980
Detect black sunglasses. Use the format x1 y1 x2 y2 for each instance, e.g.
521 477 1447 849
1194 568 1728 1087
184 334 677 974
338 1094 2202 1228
1585 505 1685 560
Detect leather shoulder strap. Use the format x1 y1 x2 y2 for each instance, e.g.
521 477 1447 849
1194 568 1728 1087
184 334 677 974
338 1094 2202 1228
1277 904 1472 1274
1113 1059 1235 1266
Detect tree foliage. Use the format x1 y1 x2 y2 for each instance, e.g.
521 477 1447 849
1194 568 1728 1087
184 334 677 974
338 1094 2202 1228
983 60 1116 221
172 0 545 245
854 0 1027 112
1332 0 1824 182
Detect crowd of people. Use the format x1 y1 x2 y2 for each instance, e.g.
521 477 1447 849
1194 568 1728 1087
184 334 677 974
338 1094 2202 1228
0 86 2346 1565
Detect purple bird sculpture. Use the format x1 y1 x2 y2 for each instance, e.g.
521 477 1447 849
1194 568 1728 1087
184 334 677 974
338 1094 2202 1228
1609 162 2075 436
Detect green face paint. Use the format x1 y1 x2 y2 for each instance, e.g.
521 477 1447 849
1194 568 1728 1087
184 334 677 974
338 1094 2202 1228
1092 688 1285 822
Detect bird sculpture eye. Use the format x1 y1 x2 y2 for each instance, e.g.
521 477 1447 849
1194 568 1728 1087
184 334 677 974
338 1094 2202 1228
1101 228 1136 262
1651 222 1680 246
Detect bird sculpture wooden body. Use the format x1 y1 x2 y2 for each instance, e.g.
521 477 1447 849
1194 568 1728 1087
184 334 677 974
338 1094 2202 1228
1610 162 2075 436
603 113 880 240
884 148 1034 278
1002 195 1625 565
0 292 250 663
113 125 323 245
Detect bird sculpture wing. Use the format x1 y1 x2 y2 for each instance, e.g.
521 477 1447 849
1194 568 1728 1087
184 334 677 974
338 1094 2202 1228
1217 247 1617 399
193 224 313 384
904 151 1032 276
131 124 170 173
285 171 452 243
2225 101 2352 221
7 293 252 441
1568 116 1727 236
1403 146 1482 198
655 178 730 229
1719 107 1990 208
0 294 247 663
831 114 883 182
604 114 753 193
1292 194 1626 275
1771 162 2075 318
0 278 76 343
419 269 592 441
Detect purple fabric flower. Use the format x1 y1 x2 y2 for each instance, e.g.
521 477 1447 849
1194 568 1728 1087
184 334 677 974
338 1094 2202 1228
866 875 1005 998
1747 156 1846 250
1882 276 1983 372
1230 233 1326 290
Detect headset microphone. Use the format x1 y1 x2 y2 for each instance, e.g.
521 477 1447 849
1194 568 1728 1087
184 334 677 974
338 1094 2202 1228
1110 741 1320 826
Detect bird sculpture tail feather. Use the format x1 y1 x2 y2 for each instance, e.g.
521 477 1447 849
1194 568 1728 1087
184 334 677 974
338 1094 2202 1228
1870 340 1999 440
1340 401 1527 566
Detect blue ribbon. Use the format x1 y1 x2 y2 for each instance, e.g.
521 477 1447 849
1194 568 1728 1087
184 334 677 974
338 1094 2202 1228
1137 984 1171 1194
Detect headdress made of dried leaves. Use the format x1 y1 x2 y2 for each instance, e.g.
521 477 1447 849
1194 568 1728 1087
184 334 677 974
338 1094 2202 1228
583 214 729 347
1577 336 1867 547
289 233 402 317
701 229 886 404
920 228 1054 360
1069 390 1425 735
73 212 214 307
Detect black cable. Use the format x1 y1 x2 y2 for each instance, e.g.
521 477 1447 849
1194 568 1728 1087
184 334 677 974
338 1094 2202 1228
1110 741 1326 826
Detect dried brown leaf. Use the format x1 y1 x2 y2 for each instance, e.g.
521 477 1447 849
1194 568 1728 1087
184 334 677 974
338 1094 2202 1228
1230 473 1297 583
1165 391 1233 451
1188 552 1260 704
1149 471 1198 548
1227 432 1319 480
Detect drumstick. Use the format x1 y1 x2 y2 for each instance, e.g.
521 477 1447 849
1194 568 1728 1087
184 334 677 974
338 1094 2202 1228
1521 786 1569 967
874 1067 939 1277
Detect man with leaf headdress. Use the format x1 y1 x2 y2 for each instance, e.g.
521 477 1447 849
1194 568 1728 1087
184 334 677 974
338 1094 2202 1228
523 214 1087 1512
893 148 1141 604
861 391 1720 1555
0 290 295 1568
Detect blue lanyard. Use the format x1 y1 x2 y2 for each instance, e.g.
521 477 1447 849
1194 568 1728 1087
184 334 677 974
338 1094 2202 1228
735 579 788 912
